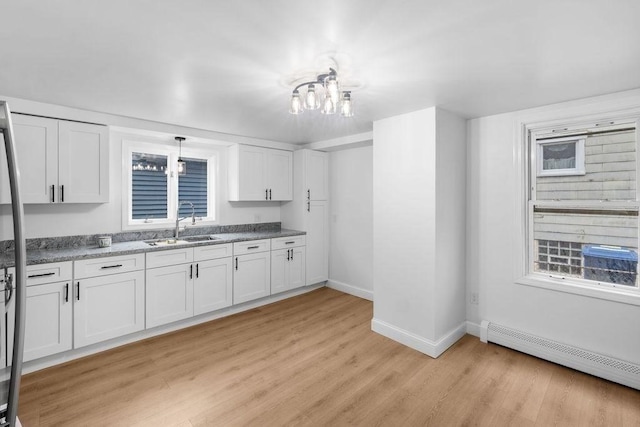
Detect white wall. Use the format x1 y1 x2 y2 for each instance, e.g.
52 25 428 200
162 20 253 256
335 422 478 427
327 145 373 300
0 96 288 239
372 107 467 357
466 89 640 364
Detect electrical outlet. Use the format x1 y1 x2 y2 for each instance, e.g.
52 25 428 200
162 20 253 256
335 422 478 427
470 292 479 305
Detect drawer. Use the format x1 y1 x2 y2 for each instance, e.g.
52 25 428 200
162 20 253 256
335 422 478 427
271 235 306 250
233 239 271 256
74 253 145 279
194 243 232 262
146 247 194 269
25 262 72 286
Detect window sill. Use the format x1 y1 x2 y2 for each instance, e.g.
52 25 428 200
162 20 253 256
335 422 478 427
516 274 640 307
122 218 219 232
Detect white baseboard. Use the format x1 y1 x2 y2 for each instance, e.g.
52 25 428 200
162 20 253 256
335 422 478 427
465 321 481 337
371 318 467 358
327 279 373 301
22 284 325 374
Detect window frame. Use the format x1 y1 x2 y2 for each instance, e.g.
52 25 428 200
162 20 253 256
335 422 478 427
122 139 219 230
515 111 640 306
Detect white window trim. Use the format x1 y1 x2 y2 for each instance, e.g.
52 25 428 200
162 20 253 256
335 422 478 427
121 139 219 231
513 106 640 306
536 136 585 177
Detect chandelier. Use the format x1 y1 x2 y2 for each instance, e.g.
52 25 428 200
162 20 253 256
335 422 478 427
289 68 354 117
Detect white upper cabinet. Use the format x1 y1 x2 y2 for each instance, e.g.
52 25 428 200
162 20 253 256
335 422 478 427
228 144 292 201
0 114 109 204
303 149 329 201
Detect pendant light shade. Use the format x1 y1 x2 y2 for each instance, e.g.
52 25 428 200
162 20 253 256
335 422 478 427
289 90 303 114
304 84 320 110
175 136 187 176
340 91 354 117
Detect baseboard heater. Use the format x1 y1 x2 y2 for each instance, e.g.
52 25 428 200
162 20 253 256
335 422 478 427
481 321 640 390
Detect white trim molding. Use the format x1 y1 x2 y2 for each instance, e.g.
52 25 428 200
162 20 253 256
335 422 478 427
465 321 482 338
327 279 373 301
371 318 467 358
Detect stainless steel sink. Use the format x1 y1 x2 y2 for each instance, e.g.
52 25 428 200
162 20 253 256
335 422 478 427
144 235 220 246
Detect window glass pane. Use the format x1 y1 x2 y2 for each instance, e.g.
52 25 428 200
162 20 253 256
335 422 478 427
536 129 636 201
542 142 576 170
132 152 168 220
178 158 208 217
533 208 638 286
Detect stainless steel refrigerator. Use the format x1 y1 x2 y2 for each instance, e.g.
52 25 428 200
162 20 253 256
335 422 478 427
0 101 26 427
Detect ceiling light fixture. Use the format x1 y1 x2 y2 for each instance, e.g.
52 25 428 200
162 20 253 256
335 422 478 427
289 68 354 117
175 136 186 176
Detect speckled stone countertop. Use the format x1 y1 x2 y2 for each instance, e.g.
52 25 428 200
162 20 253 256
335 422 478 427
0 223 305 268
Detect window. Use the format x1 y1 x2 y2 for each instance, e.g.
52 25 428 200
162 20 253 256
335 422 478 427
124 141 216 228
527 118 640 290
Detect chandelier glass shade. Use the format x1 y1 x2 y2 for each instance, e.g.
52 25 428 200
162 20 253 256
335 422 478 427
175 136 187 176
289 68 354 117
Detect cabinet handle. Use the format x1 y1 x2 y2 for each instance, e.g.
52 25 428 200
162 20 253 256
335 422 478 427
248 245 259 249
269 189 272 200
196 263 199 278
64 283 69 303
235 257 238 270
287 249 290 261
285 241 295 245
307 201 310 212
265 189 268 200
190 264 193 279
76 282 80 301
27 272 55 278
51 185 55 203
100 264 123 270
307 189 310 200
290 249 294 261
60 185 64 202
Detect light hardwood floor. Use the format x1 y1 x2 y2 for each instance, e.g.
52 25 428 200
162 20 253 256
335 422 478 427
18 288 640 426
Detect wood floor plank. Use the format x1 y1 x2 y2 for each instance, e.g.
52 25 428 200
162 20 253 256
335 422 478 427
17 288 640 426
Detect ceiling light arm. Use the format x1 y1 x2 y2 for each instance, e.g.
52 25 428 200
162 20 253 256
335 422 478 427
291 68 338 94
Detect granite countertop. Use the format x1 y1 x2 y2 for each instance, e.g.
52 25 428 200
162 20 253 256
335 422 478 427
0 228 305 268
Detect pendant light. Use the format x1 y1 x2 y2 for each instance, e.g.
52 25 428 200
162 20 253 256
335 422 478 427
175 136 186 176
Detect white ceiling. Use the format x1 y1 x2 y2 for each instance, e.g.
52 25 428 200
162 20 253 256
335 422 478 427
1 0 640 144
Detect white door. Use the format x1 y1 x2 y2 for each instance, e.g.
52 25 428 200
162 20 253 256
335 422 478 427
288 246 306 290
7 281 73 363
146 263 194 328
266 149 292 201
194 257 233 316
270 248 289 295
306 201 329 285
1 114 59 204
238 145 267 200
58 121 109 203
305 150 329 201
233 252 270 304
74 270 145 348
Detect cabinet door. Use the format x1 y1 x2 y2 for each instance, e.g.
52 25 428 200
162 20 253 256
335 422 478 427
266 149 292 201
237 145 267 201
74 270 145 348
0 114 59 204
58 121 109 203
270 248 289 295
233 252 270 304
305 150 329 201
7 281 73 363
288 246 306 290
194 257 233 315
306 201 329 285
146 263 194 328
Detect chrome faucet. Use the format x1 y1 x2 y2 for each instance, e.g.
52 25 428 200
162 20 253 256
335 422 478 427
175 201 195 239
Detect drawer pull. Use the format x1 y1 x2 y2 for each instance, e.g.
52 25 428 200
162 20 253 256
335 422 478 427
285 241 295 245
100 264 123 270
28 272 56 278
247 245 259 249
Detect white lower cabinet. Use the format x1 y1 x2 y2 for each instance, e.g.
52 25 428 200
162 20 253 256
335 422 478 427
233 251 271 304
146 263 194 328
194 257 233 315
271 246 306 295
74 270 145 348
